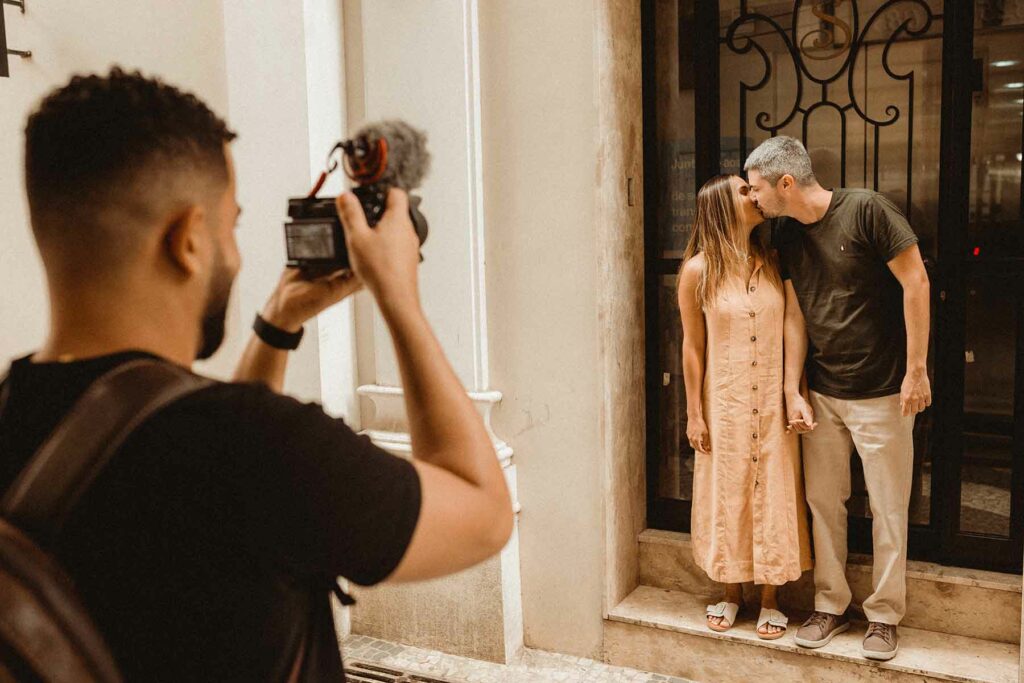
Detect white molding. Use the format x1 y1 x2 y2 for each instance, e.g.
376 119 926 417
303 0 360 424
357 0 489 391
361 428 513 468
463 0 490 391
357 383 518 514
357 383 512 463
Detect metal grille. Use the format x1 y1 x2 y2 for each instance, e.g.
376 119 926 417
344 661 461 683
722 0 941 211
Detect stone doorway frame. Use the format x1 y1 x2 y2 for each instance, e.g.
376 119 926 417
592 5 1024 680
594 0 647 615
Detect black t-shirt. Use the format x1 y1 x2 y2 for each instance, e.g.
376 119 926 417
775 188 919 399
0 351 421 682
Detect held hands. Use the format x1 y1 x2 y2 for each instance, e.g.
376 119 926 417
335 188 421 308
687 414 711 455
785 393 818 433
900 368 932 417
261 267 363 333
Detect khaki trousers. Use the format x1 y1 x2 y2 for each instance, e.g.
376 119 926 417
802 391 915 625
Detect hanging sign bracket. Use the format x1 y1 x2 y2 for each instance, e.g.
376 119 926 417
1 0 32 79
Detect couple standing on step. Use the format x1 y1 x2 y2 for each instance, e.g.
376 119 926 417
677 136 932 661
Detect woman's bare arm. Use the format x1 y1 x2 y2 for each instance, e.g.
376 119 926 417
678 256 710 453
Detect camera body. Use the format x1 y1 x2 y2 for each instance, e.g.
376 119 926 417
284 121 431 275
285 185 428 275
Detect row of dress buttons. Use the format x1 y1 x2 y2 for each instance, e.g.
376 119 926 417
750 282 760 465
750 280 760 466
750 310 759 449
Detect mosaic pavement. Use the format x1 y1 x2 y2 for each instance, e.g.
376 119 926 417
341 635 695 683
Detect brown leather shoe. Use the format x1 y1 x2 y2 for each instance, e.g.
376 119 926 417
862 622 899 660
794 611 850 648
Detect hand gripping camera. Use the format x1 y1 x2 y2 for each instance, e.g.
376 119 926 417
284 120 431 274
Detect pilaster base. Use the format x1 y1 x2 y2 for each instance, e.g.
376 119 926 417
346 384 523 663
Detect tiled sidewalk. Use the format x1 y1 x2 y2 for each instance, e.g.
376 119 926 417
341 635 694 683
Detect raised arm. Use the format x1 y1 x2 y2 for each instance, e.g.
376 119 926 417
887 243 931 416
335 190 513 582
233 268 361 392
678 256 710 454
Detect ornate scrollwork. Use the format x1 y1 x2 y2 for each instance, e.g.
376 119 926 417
0 0 31 79
799 0 855 62
722 0 938 204
847 0 935 127
726 12 804 135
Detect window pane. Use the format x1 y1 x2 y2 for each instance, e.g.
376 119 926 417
657 274 692 502
655 0 697 260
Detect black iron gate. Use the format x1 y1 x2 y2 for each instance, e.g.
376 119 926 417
643 0 1024 572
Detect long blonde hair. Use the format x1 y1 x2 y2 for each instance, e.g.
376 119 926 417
681 174 780 310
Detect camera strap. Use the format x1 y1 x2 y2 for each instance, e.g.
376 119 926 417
306 141 348 199
306 137 388 199
2 360 213 540
307 171 329 199
0 379 9 424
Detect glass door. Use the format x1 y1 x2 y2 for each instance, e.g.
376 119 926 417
932 0 1024 571
642 0 1024 572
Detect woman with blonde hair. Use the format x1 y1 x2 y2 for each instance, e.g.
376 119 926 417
677 174 813 639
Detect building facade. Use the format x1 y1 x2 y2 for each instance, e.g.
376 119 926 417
0 1 1022 681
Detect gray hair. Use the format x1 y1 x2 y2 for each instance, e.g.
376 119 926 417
743 136 816 186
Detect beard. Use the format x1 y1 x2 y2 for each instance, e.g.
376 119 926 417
195 246 235 361
758 194 786 219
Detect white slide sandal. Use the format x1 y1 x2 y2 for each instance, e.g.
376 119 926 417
756 607 789 640
706 601 741 632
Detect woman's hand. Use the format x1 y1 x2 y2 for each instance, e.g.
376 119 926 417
785 392 818 433
687 414 711 454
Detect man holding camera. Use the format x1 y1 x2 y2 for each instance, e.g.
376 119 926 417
0 69 513 681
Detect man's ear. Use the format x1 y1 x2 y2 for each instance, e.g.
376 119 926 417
779 174 795 191
163 205 208 276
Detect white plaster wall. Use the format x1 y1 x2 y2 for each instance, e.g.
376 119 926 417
344 1 523 661
0 0 235 376
221 0 356 406
0 1 348 399
354 0 490 392
478 2 606 659
303 0 359 421
221 1 321 401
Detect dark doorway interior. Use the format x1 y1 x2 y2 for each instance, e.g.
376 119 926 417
643 0 1024 573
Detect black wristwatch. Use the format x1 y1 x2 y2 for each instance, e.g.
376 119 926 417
253 313 304 351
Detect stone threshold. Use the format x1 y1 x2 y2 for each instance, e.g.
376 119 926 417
342 634 696 683
607 585 1019 683
641 529 1023 594
639 528 1022 645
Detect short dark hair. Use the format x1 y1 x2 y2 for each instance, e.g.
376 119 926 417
24 67 236 255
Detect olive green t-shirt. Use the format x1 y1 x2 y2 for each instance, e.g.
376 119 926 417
775 188 918 400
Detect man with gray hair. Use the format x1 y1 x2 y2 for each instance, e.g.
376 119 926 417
744 136 931 661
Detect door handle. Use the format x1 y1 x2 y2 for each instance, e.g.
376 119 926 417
972 58 985 93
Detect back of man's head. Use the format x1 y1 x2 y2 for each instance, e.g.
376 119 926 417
744 135 816 186
24 67 237 276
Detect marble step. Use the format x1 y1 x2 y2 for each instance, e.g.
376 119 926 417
604 585 1019 683
640 528 1023 645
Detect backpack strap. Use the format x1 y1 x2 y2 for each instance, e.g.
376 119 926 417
1 359 213 540
0 376 10 427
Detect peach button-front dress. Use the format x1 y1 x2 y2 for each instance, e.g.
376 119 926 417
690 258 813 586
